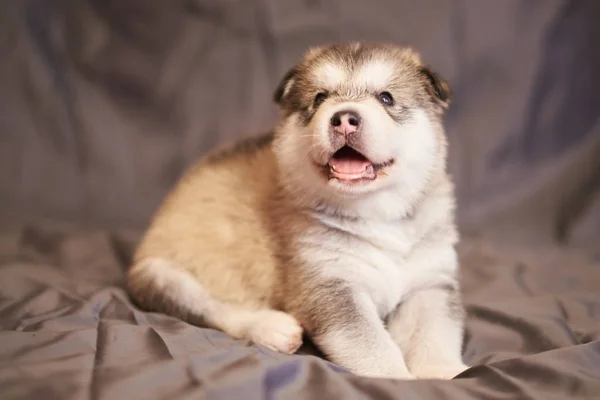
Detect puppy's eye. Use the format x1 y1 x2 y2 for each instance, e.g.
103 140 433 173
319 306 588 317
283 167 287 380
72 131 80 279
314 92 328 107
378 92 394 106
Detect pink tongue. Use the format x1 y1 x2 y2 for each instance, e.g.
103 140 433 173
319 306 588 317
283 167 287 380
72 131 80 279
330 158 371 174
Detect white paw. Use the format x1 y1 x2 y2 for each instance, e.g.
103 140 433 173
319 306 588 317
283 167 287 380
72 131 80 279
412 363 469 380
248 310 303 354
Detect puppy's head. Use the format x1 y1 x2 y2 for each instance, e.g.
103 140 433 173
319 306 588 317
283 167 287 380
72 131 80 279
272 42 451 214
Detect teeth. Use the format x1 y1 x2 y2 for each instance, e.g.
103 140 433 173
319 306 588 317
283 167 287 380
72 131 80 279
330 164 338 171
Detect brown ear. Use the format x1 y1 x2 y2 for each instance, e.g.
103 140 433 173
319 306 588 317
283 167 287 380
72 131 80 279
419 66 451 109
273 67 297 105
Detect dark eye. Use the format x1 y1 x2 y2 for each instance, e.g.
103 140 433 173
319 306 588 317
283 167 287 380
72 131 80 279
378 91 394 106
314 92 328 107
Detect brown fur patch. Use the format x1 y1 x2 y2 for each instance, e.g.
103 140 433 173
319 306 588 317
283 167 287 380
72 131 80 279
131 132 282 311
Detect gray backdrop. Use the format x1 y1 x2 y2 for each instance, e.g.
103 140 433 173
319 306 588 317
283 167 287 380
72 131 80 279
1 1 599 399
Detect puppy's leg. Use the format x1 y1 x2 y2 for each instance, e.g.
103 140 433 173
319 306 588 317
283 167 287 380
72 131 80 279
387 284 468 380
304 286 414 380
128 258 303 354
217 307 304 354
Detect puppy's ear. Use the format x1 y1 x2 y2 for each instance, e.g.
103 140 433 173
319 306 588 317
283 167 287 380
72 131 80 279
419 66 451 110
273 67 297 106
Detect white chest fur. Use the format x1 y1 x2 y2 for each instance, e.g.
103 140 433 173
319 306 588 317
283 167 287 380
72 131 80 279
299 197 458 318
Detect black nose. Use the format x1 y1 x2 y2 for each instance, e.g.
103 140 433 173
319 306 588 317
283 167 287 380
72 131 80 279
330 110 362 127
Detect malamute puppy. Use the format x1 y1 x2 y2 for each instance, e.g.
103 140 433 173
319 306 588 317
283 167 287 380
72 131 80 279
128 41 468 380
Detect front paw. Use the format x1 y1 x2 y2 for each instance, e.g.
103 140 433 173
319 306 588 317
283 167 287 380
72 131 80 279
412 363 469 380
248 310 303 354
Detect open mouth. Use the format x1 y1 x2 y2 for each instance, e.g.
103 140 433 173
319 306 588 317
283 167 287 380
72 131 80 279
326 146 394 182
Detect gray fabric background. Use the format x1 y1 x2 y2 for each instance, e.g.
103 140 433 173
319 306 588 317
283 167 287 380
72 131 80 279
1 1 599 399
2 0 599 248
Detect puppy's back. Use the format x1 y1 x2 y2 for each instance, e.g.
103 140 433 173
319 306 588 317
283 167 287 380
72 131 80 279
129 132 281 315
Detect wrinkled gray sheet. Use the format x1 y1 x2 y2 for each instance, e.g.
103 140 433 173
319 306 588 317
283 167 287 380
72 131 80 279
1 226 599 399
1 0 600 399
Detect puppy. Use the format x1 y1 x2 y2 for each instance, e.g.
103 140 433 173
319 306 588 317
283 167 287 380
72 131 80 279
127 41 468 380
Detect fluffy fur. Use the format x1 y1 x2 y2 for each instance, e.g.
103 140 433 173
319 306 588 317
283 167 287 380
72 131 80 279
127 41 468 380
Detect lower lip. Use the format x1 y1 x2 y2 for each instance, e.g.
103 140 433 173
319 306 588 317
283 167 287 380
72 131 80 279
330 177 373 186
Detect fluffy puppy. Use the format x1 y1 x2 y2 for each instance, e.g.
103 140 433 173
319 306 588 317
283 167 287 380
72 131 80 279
127 41 468 380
